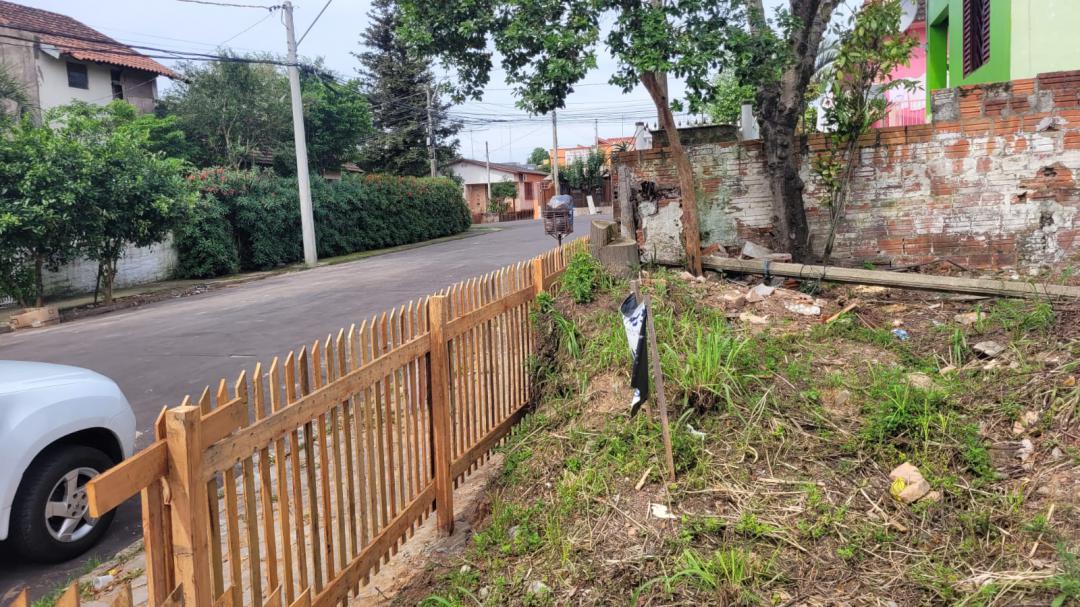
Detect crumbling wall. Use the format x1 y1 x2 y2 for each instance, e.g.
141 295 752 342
615 70 1080 271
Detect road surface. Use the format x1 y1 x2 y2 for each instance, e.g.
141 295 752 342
0 216 603 600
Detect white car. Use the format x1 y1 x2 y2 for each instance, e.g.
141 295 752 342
0 361 136 562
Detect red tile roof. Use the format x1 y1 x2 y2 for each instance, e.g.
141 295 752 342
0 0 176 78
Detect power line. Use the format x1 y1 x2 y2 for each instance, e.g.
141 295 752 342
296 0 333 45
220 9 277 46
176 0 279 9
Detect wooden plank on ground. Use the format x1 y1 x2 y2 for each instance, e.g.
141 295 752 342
702 257 1080 299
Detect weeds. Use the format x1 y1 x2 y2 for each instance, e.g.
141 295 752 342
561 252 604 304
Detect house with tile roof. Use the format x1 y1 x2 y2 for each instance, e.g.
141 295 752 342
0 0 176 116
445 158 548 217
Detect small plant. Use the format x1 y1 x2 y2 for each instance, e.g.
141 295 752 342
665 548 766 604
561 252 604 304
1050 543 1080 607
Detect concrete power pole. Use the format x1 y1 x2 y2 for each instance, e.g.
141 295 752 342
283 1 317 267
426 86 437 177
594 118 599 151
550 109 559 198
485 141 492 207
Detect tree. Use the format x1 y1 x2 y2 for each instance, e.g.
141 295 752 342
489 180 517 213
354 0 460 176
527 146 550 170
296 70 373 174
159 55 292 169
815 0 917 262
564 150 606 192
0 63 27 124
730 0 844 261
56 101 195 304
705 71 755 125
399 0 735 275
0 115 89 306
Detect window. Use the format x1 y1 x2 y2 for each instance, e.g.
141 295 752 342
523 182 534 200
66 62 88 89
111 69 124 100
962 0 990 76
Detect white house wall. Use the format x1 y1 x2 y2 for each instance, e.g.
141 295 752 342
37 53 115 110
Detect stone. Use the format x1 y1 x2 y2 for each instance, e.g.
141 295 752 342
528 581 551 596
478 587 490 600
785 302 821 316
740 241 774 259
954 311 983 325
906 372 935 391
720 292 746 309
751 284 776 299
924 490 943 502
972 341 1005 358
650 503 678 519
738 311 769 325
1017 438 1035 463
1021 410 1039 427
888 462 931 504
745 288 765 303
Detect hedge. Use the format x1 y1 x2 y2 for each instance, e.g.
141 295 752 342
176 169 471 278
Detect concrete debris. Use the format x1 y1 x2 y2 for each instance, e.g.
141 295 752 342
1052 447 1065 460
889 462 932 504
740 241 774 259
784 302 821 316
478 587 490 600
973 340 1005 358
954 311 983 325
720 292 747 309
1021 410 1039 428
906 372 935 391
679 270 706 283
1017 438 1035 464
738 311 769 325
650 503 678 519
751 284 776 298
1012 421 1026 436
527 581 551 596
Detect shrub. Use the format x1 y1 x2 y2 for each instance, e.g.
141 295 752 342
175 170 471 277
561 252 603 304
173 194 239 279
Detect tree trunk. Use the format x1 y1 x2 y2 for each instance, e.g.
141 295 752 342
34 252 44 308
102 258 118 305
750 0 842 262
640 70 703 276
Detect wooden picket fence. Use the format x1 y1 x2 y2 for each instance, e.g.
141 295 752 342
8 581 137 607
54 239 587 607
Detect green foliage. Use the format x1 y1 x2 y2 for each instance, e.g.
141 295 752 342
705 71 755 125
663 548 767 604
51 101 195 303
563 150 606 192
354 0 459 176
176 170 471 277
0 62 27 123
173 193 240 279
488 181 517 213
299 73 373 173
527 147 550 169
561 252 602 304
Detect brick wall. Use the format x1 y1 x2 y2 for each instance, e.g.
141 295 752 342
615 70 1080 271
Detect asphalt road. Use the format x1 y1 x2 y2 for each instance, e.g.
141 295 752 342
0 216 602 600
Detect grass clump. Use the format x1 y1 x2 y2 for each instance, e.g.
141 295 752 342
561 251 604 304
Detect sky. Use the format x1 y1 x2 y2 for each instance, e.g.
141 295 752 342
19 0 848 165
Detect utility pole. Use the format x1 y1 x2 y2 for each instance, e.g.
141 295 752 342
282 1 317 267
594 118 599 152
551 109 559 198
425 86 437 177
485 141 492 207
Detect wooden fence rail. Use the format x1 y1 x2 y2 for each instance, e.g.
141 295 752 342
70 239 587 607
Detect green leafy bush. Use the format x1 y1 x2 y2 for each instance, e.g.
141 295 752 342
561 252 603 304
173 194 240 279
177 169 471 277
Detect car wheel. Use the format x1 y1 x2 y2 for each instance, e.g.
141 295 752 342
9 445 116 563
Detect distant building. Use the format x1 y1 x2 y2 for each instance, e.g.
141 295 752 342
445 159 548 216
0 0 176 116
927 0 1080 93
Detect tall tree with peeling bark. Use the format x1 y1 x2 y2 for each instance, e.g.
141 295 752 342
732 0 844 261
398 0 735 275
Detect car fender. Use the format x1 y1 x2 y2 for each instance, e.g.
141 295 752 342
0 387 134 541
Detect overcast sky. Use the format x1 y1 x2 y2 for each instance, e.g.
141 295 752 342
23 0 852 164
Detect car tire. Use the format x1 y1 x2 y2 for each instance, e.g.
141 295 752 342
9 445 116 563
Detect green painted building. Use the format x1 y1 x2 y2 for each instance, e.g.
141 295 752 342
927 0 1080 95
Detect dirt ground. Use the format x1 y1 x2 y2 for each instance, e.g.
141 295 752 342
391 264 1080 606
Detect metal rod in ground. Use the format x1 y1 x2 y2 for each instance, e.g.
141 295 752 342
642 293 676 482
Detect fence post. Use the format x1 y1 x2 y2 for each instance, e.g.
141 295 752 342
165 405 212 607
427 295 454 535
532 257 545 296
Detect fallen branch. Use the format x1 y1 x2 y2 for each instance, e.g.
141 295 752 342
703 257 1080 300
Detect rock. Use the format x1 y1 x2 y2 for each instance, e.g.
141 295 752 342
720 292 746 309
740 241 774 259
973 341 1005 358
1051 447 1064 460
954 311 983 325
460 564 472 574
738 311 769 325
679 271 696 282
784 302 821 316
1012 421 1025 435
751 284 776 299
478 587 490 600
906 372 935 391
888 462 931 504
1021 410 1039 427
528 581 551 596
1017 438 1035 463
